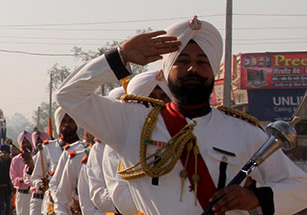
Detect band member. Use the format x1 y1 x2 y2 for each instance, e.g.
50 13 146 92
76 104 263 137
85 88 128 214
31 107 79 214
56 16 307 215
24 130 51 215
10 131 33 215
53 130 94 215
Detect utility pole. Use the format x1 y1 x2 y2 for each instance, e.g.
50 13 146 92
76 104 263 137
48 73 53 137
223 0 233 107
37 106 40 128
49 73 52 119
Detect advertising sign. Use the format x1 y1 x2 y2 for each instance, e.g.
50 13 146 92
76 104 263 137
248 89 306 121
240 52 307 89
210 79 234 106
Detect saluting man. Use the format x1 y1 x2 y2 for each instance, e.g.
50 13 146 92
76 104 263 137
56 16 307 215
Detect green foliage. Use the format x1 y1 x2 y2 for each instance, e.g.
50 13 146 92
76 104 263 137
47 64 71 93
6 113 32 143
32 29 153 129
32 102 59 135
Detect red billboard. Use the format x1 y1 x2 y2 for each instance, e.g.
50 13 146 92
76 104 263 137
240 52 307 89
210 79 234 106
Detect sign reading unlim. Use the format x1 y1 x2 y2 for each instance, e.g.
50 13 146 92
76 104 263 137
248 89 306 121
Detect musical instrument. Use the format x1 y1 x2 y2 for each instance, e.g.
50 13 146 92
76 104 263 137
202 117 300 215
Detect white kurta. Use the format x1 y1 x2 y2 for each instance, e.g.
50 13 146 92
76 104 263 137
56 54 307 215
103 145 138 214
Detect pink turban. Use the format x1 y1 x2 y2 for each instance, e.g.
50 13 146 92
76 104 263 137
127 70 172 99
31 131 51 150
17 131 33 148
162 16 223 81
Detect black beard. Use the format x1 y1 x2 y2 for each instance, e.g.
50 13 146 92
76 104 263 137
168 74 214 105
60 127 77 138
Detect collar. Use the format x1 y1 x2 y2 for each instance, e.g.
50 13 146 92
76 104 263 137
171 101 211 119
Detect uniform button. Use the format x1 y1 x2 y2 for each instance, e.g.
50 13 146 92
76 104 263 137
222 155 228 162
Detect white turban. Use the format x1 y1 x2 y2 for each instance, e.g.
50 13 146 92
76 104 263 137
108 86 125 100
127 70 172 99
54 107 66 136
162 16 223 81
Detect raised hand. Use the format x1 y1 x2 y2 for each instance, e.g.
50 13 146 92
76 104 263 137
120 30 181 65
39 176 50 192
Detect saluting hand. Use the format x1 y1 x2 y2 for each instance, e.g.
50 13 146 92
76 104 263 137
120 30 181 65
209 184 260 214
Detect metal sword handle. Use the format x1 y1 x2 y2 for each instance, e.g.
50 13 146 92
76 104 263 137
202 119 298 215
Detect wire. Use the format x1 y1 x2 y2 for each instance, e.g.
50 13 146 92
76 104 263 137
0 49 74 56
0 13 305 28
0 35 124 41
0 41 105 46
234 13 307 17
234 41 307 45
0 27 136 32
0 15 223 28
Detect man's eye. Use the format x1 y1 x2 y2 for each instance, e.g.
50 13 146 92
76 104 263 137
199 60 209 65
177 59 189 64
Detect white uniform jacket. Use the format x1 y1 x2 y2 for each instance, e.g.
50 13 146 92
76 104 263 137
53 142 88 215
56 53 307 215
49 140 83 198
103 145 138 214
31 139 65 193
78 162 104 215
87 142 117 212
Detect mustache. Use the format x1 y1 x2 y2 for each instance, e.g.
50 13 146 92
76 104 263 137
178 74 208 83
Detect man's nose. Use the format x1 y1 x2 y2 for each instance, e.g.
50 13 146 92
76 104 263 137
187 63 198 73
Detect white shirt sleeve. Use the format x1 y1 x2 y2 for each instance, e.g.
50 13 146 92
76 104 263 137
55 55 131 153
250 148 307 215
78 164 105 215
87 143 117 212
103 145 138 215
31 148 48 192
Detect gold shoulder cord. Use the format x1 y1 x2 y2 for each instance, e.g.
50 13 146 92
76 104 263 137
118 95 197 180
120 94 165 106
216 105 262 130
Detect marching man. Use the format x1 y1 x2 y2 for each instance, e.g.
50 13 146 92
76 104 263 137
31 107 80 214
56 16 307 215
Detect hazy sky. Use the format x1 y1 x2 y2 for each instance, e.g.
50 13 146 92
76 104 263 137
1 0 307 121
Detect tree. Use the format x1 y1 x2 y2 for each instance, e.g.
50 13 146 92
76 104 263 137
47 64 71 93
6 112 32 143
32 102 59 134
71 37 149 95
31 29 151 131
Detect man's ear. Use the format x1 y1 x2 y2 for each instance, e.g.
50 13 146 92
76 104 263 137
155 70 165 81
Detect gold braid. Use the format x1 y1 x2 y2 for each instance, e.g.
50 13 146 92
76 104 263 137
216 105 263 130
120 94 165 106
117 95 197 181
